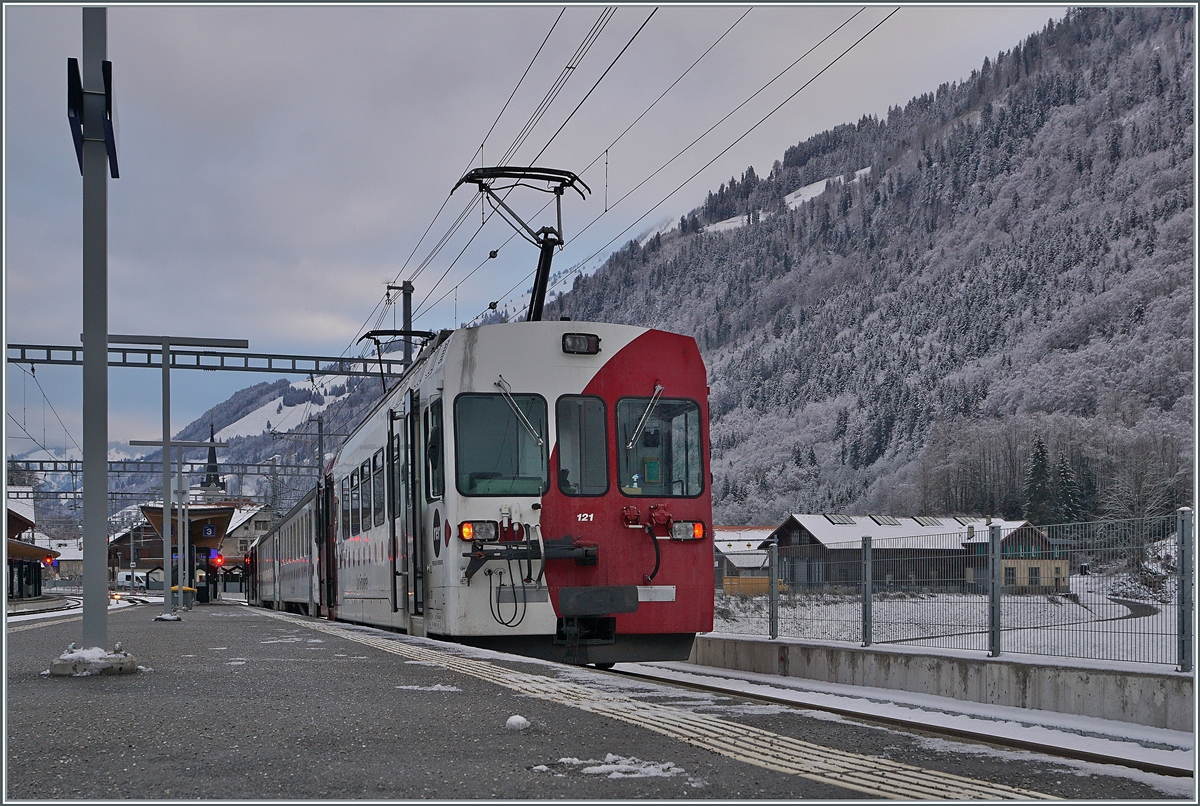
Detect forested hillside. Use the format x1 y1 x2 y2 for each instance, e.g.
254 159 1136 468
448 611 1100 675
544 7 1194 524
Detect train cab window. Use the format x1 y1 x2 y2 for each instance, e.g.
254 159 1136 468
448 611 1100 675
454 393 548 496
360 460 372 531
424 399 445 501
556 396 608 496
372 449 386 527
340 477 350 539
350 470 360 536
617 397 703 497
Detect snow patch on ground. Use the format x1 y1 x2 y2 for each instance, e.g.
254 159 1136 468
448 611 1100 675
215 381 348 441
701 168 872 236
909 735 1195 799
395 684 462 692
534 754 706 787
785 167 872 210
506 715 531 731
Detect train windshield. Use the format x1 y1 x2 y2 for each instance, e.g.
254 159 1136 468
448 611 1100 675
617 397 703 497
455 394 549 496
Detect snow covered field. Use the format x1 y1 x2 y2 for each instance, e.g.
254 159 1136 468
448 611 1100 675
714 571 1182 665
215 376 348 440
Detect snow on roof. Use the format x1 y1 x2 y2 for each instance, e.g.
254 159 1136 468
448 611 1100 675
781 514 1029 551
227 504 265 533
717 549 768 570
30 532 83 560
713 528 772 569
7 488 35 526
713 526 776 544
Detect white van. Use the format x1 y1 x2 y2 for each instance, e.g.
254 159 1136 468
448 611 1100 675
117 571 149 591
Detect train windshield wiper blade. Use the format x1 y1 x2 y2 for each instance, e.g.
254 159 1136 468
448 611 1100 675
494 375 544 446
626 383 664 450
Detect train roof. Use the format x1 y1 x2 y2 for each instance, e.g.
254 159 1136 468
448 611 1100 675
337 319 677 457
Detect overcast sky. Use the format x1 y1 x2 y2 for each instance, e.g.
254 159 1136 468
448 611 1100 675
4 3 1067 451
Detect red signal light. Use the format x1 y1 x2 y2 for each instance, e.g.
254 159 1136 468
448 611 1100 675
214 554 225 567
43 555 55 567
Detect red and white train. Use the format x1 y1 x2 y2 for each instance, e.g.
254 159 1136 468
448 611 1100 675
249 318 715 666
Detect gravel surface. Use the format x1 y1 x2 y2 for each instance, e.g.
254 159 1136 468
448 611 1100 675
6 602 1187 800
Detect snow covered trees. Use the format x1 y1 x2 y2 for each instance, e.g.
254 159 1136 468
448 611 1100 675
546 8 1193 525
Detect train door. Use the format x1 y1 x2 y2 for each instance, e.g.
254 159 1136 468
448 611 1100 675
322 473 337 618
422 397 446 631
387 409 407 617
405 389 424 616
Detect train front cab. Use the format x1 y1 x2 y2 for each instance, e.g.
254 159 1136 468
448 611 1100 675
442 323 715 665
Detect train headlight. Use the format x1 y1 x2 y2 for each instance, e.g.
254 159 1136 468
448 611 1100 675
670 521 705 541
460 521 498 542
562 333 601 355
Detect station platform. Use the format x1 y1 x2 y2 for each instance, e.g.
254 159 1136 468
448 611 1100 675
5 600 1191 801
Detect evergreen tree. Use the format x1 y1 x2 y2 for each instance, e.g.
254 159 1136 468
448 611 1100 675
1023 437 1053 523
1052 451 1082 523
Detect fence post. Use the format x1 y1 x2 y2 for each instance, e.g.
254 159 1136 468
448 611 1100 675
768 542 779 640
989 523 1002 657
1178 507 1193 673
862 536 872 647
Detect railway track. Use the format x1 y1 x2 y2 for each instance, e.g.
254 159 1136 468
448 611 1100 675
609 664 1193 780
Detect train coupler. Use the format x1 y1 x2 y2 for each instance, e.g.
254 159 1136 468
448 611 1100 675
542 536 598 566
463 539 542 583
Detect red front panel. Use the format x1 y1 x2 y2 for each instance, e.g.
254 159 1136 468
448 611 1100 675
540 329 714 634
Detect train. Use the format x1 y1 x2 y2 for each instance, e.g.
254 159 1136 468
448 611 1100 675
248 318 715 666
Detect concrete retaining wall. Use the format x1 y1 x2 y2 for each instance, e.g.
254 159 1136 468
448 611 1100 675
690 635 1194 732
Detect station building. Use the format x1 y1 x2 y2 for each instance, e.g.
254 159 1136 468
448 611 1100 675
6 490 58 599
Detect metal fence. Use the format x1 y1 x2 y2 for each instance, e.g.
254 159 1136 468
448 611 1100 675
712 509 1193 669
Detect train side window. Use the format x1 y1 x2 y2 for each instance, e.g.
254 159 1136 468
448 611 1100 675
372 449 386 527
556 396 608 496
424 399 445 501
360 460 372 531
454 393 549 496
350 469 360 536
616 397 704 498
340 477 349 539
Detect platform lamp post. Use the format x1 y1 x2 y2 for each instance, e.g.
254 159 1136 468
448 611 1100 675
119 334 246 618
67 6 120 651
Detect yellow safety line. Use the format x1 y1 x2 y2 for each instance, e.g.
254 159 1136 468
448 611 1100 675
255 610 1054 800
7 615 83 632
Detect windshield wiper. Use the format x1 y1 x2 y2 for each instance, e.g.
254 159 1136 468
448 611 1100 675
494 375 544 446
625 383 664 450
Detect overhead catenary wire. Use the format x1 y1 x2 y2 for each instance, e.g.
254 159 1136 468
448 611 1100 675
497 7 617 165
413 6 751 324
403 5 613 301
9 363 82 453
399 7 567 292
338 9 569 362
564 6 867 250
345 8 606 361
526 7 657 166
411 7 656 319
467 7 899 325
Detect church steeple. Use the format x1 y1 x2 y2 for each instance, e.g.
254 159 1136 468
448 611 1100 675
201 423 226 494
